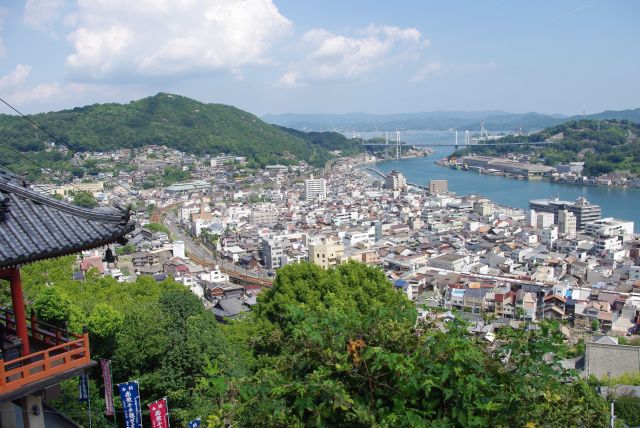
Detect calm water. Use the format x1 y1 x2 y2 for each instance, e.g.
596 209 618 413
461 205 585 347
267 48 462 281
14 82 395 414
368 130 640 232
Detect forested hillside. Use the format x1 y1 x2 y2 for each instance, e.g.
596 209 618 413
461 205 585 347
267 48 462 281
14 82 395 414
0 93 360 175
454 119 640 175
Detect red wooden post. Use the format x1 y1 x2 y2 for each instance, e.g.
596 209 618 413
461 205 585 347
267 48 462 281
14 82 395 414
8 268 30 356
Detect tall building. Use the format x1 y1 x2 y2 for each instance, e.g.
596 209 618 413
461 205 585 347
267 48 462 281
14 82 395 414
429 179 448 195
304 176 327 202
529 197 601 230
558 209 577 238
385 170 407 191
262 237 285 270
309 237 344 269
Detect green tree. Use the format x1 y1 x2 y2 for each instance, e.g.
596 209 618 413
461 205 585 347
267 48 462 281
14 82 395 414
615 395 640 426
72 190 98 208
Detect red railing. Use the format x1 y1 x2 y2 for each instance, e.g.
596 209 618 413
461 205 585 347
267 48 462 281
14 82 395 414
0 309 91 395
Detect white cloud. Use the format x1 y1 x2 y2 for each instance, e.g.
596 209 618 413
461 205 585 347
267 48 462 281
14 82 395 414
23 0 65 31
410 61 444 82
7 83 62 105
0 64 33 91
411 61 495 82
278 25 428 87
65 0 292 81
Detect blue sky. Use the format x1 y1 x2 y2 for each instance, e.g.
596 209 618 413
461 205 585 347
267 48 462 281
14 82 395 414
0 0 638 116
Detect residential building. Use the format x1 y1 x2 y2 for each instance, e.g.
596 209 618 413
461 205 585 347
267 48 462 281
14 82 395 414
429 179 448 195
428 254 467 271
529 197 601 230
558 209 577 238
385 170 407 191
262 237 285 270
309 237 344 269
304 176 327 202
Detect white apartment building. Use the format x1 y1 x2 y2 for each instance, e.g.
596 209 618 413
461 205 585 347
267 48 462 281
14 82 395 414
584 218 635 238
262 237 285 270
539 227 558 246
558 209 577 238
385 170 407 191
304 177 327 202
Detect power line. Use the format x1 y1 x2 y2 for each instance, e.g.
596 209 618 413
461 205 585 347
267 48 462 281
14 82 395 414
0 141 101 200
0 96 136 196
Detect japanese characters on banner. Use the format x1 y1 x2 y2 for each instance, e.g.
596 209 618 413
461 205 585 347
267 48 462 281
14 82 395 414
100 359 115 416
148 397 169 428
118 381 142 428
188 417 201 428
78 373 89 402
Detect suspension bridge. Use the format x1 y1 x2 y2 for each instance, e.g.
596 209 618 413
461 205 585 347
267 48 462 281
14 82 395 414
358 128 556 159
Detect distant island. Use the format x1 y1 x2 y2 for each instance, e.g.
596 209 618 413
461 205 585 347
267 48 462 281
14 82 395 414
452 119 640 177
263 108 640 133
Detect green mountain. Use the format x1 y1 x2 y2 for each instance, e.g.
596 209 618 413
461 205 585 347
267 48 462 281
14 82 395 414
0 93 361 175
454 119 640 175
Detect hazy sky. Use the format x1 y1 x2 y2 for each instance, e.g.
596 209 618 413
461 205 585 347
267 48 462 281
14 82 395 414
0 0 638 116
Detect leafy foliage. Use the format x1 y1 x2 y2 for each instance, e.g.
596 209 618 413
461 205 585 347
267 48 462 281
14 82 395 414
614 395 640 426
72 190 98 208
0 93 359 174
5 258 609 427
143 222 170 235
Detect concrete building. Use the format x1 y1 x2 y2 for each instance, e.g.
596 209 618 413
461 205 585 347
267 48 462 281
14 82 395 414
429 179 448 195
461 156 555 179
556 162 584 175
558 209 577 238
585 337 640 379
309 237 344 269
262 237 285 270
630 266 640 281
529 197 601 230
540 227 558 246
584 218 634 238
165 179 211 195
250 206 279 226
385 170 407 191
428 254 467 271
474 201 494 217
304 176 327 202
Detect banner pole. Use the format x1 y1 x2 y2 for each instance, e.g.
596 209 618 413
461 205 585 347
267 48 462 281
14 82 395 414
109 361 118 428
165 396 170 428
87 378 93 428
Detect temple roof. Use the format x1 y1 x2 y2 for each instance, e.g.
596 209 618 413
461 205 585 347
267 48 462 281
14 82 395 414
0 170 135 268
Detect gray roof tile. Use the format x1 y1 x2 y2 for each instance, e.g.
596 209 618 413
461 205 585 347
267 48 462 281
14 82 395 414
0 170 135 268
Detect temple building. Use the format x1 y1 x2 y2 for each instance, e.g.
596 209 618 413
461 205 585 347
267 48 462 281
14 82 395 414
0 169 135 427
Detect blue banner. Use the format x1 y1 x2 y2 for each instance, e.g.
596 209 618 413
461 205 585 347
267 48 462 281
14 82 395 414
118 381 142 428
188 418 201 428
78 373 89 402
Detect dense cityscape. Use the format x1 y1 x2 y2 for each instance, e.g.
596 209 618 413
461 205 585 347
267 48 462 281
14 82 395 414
1 1 640 427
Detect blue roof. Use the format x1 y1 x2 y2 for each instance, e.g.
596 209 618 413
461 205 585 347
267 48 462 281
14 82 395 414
394 279 408 288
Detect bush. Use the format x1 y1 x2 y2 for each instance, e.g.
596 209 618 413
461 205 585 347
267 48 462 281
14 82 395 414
615 395 640 426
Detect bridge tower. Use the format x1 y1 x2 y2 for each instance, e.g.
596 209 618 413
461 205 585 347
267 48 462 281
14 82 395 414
455 130 458 152
396 130 401 160
385 131 389 159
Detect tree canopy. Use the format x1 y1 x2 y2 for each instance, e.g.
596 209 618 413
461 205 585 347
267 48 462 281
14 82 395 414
2 258 609 427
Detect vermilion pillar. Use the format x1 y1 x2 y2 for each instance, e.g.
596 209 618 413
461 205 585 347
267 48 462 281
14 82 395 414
8 268 30 356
